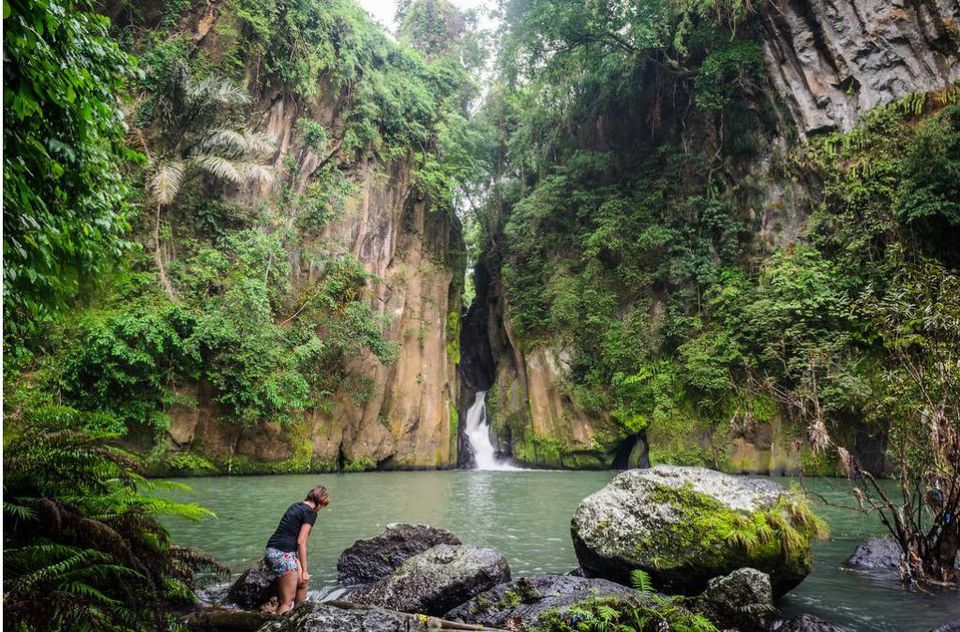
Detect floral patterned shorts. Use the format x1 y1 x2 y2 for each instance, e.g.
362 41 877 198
264 547 299 577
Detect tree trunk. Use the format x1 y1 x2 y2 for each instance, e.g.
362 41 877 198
155 203 176 299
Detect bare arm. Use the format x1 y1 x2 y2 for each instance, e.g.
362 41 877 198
296 522 312 582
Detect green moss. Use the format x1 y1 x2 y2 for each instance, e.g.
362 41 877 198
635 483 825 587
449 399 459 435
445 311 461 365
342 456 376 473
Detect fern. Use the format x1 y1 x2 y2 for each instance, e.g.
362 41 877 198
630 568 654 595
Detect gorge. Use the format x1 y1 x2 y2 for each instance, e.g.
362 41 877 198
5 0 960 629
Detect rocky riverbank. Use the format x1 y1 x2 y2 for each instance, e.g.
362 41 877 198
182 466 872 632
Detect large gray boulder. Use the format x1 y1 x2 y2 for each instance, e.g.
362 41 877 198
571 465 819 596
255 602 428 632
337 524 461 585
696 568 775 632
225 559 277 611
344 544 511 616
445 575 635 628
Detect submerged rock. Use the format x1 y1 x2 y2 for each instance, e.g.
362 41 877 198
256 601 428 632
571 465 820 596
344 544 510 616
696 568 775 632
445 575 634 627
844 537 902 570
225 559 277 611
845 536 960 571
337 523 462 585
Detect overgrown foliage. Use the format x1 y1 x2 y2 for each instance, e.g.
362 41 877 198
3 401 226 631
3 0 137 352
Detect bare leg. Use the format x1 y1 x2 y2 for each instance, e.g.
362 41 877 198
295 576 308 605
276 571 299 614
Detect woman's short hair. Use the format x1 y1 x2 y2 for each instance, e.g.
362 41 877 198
306 485 329 506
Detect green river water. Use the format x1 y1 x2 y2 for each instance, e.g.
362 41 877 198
163 470 959 631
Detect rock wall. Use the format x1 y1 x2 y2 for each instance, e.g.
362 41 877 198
761 0 960 136
149 8 464 474
465 0 960 473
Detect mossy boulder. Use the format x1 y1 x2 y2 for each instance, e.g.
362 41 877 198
445 575 635 628
571 466 824 596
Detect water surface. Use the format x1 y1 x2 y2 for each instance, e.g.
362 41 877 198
163 471 959 631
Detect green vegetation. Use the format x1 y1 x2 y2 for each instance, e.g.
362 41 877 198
4 0 136 351
3 401 224 631
538 569 718 632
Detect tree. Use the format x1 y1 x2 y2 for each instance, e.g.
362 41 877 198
3 0 136 348
134 61 273 298
845 253 960 586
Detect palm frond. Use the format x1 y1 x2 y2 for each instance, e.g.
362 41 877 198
191 154 243 183
149 160 185 205
194 129 275 158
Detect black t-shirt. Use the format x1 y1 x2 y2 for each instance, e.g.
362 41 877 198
266 502 317 553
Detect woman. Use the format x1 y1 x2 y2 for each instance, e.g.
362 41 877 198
264 485 330 614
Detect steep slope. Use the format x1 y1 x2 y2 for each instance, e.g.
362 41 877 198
19 0 480 474
465 0 960 472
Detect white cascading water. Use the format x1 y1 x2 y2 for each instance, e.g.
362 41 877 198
464 391 517 470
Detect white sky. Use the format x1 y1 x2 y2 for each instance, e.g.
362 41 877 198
356 0 494 32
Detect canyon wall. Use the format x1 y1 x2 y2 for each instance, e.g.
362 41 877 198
468 0 960 473
132 4 465 474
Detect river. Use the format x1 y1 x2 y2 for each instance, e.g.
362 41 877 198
162 471 959 631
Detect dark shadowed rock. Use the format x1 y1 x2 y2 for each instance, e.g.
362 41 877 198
255 601 428 632
445 575 635 627
344 544 510 616
696 568 775 632
845 536 960 572
337 523 462 585
571 466 816 596
225 559 277 611
844 537 902 570
768 614 842 632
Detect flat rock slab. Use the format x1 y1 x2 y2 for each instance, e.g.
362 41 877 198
338 523 462 585
571 465 813 596
445 575 634 628
344 544 511 616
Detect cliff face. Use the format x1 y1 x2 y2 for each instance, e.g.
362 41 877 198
761 0 960 136
465 0 960 473
166 157 463 472
133 4 465 474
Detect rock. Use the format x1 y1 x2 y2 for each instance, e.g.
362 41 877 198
255 601 428 632
183 606 276 632
760 0 960 136
696 568 776 632
931 621 960 632
845 537 903 570
445 575 635 628
571 465 818 596
345 544 511 616
225 559 277 611
845 536 960 571
768 614 842 632
337 523 462 585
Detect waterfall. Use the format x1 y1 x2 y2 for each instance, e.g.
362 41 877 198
464 391 517 471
